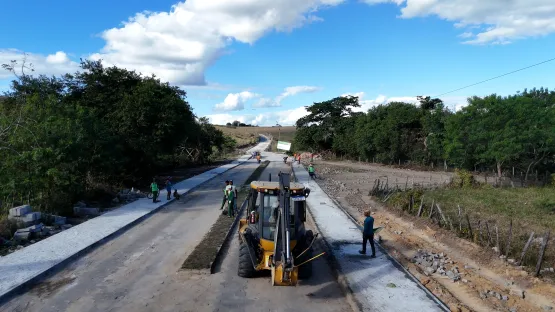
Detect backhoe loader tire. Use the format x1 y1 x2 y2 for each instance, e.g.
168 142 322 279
238 243 256 278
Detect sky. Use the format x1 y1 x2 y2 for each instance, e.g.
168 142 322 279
1 0 555 126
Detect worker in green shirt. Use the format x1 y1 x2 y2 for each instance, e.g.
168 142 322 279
220 180 230 210
226 185 235 218
150 178 159 203
308 163 316 179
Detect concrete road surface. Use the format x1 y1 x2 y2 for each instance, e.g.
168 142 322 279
1 159 350 312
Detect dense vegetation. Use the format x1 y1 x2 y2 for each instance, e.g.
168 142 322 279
0 60 234 216
293 89 555 178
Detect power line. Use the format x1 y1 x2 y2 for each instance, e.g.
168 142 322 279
435 56 555 97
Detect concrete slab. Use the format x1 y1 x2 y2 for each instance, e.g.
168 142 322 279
0 137 270 301
291 161 448 312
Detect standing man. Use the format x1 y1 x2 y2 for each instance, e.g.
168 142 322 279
228 180 238 215
359 209 376 257
150 178 159 203
165 176 173 200
220 180 230 210
226 182 236 217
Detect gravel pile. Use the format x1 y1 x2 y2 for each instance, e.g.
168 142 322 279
412 249 461 281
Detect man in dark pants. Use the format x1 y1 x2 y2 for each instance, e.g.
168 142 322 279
150 178 159 203
359 209 376 257
220 180 230 210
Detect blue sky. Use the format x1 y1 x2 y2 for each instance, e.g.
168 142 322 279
1 0 555 125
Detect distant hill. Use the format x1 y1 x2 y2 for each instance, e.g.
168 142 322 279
216 125 296 151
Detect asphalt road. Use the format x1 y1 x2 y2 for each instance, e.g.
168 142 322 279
1 157 350 312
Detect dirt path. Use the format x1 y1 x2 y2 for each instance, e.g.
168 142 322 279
313 161 555 312
1 160 349 312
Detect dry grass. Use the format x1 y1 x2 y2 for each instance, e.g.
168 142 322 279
216 126 296 151
389 186 555 269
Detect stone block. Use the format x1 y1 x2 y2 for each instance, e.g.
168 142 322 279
8 205 32 217
13 229 30 241
23 212 41 222
53 215 66 225
27 223 44 233
73 207 100 216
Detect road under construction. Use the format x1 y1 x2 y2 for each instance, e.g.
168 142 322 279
0 145 447 312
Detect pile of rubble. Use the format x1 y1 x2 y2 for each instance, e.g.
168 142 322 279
112 188 147 205
3 204 71 254
412 249 462 281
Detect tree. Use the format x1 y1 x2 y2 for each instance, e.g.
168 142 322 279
0 58 227 216
295 96 361 152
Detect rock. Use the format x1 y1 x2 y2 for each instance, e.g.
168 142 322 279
74 201 86 208
13 230 30 241
112 197 120 204
507 259 516 264
464 265 474 270
496 293 502 300
509 308 517 312
426 267 436 274
53 215 66 225
27 223 44 233
386 283 396 288
479 292 487 299
420 278 430 286
448 304 462 312
30 240 36 244
61 224 73 230
542 306 553 311
492 247 499 253
16 245 23 250
73 207 100 216
502 295 509 301
462 279 469 283
510 289 525 299
8 205 32 217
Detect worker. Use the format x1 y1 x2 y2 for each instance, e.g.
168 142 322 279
165 176 172 200
228 180 238 213
256 154 261 163
308 163 316 179
150 178 159 203
359 209 376 258
297 154 301 164
226 183 236 217
220 180 230 210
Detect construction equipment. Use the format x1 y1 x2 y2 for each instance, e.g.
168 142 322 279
237 172 322 286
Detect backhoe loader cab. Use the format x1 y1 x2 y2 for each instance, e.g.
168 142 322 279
237 172 315 286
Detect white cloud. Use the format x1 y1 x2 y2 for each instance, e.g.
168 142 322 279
254 85 321 108
0 49 79 79
214 91 260 111
206 106 309 126
207 93 471 126
364 0 555 44
341 92 469 112
88 1 345 85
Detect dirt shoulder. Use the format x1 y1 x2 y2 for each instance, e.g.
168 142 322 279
311 160 555 312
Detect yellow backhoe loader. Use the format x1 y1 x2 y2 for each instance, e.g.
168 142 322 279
237 172 322 286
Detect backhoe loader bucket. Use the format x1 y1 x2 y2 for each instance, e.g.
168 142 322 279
271 263 299 286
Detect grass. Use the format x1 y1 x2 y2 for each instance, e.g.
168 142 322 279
181 160 271 270
215 126 296 151
388 186 555 269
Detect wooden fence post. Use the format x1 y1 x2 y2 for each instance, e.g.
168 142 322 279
535 231 551 277
505 220 513 258
519 232 535 265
